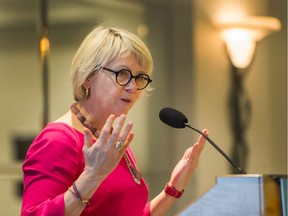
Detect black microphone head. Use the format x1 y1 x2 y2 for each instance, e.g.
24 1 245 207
159 107 188 128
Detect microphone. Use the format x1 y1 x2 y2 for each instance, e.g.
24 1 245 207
159 107 246 174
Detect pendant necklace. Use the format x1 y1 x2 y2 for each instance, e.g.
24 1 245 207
123 153 142 185
70 103 142 185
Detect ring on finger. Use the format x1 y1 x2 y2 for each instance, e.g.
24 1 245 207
115 141 124 150
186 157 195 163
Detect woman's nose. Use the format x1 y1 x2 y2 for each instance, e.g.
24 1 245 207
124 78 137 93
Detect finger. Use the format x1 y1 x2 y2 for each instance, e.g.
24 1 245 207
108 114 127 146
184 145 198 161
116 132 135 157
97 114 116 144
83 128 93 152
196 129 208 146
126 131 135 143
114 122 134 153
190 130 208 161
193 129 208 154
117 121 133 144
184 129 208 163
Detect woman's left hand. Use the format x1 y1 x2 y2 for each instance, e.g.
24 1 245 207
168 129 208 191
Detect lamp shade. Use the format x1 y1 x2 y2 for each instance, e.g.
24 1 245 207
217 16 281 69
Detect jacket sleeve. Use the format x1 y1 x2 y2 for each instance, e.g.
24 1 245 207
21 123 84 216
21 195 64 216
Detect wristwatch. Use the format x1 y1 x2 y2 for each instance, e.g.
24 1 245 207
164 183 184 198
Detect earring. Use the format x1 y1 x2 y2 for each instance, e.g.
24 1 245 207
85 88 90 98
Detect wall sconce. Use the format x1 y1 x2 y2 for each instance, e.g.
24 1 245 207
217 16 281 173
219 16 281 69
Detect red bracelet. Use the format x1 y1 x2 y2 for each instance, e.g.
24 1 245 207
164 183 184 198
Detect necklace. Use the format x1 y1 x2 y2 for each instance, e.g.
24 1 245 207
70 103 100 138
70 103 142 185
123 153 142 185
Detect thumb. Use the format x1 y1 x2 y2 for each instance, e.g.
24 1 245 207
83 128 93 152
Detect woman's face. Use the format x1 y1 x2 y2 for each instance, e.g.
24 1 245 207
86 54 144 118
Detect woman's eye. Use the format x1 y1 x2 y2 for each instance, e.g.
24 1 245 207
119 70 130 77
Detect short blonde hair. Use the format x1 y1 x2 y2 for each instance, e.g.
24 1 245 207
71 25 154 101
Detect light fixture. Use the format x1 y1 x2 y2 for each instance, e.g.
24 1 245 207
217 16 281 69
216 15 281 173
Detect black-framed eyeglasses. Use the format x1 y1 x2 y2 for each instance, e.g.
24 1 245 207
103 67 152 90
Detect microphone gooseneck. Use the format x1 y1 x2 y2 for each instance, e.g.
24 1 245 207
159 107 246 174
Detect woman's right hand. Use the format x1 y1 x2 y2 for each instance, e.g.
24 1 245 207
82 114 134 182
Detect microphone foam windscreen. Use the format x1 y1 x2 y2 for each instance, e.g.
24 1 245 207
159 107 188 128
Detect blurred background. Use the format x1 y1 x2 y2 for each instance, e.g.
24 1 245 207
0 0 286 215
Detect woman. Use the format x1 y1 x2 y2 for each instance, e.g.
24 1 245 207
21 25 208 216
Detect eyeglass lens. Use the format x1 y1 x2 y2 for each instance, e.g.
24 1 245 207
116 70 150 90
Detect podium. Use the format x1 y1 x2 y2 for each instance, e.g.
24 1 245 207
177 174 287 216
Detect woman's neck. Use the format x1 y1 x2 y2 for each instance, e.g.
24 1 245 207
79 100 107 126
70 102 101 138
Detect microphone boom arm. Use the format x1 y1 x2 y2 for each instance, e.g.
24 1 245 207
184 123 247 174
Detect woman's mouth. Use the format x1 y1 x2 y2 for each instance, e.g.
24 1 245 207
121 98 132 103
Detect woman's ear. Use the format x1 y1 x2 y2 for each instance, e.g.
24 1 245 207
82 77 92 98
83 77 91 90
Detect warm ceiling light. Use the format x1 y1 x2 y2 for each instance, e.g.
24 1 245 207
217 16 281 69
40 36 50 55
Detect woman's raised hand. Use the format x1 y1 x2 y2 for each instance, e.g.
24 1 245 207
82 114 134 181
168 129 208 191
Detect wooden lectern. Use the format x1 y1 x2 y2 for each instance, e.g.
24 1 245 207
177 174 287 216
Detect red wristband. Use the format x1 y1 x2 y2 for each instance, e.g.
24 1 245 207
164 183 184 198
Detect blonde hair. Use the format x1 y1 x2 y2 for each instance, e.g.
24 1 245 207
71 25 154 101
